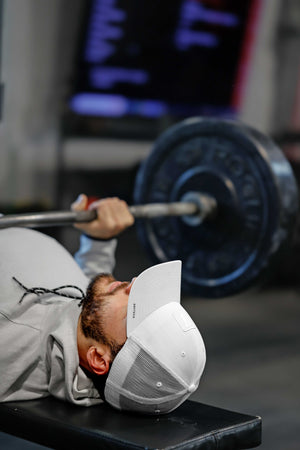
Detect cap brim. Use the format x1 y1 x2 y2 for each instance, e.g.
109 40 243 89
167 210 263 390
126 260 182 336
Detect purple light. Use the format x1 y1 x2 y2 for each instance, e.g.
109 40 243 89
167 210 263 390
202 10 239 27
90 67 148 89
84 0 126 63
175 30 218 50
70 94 167 118
92 7 126 22
84 41 115 63
92 0 126 22
70 93 128 117
181 1 239 27
88 24 123 40
131 100 167 117
175 0 239 51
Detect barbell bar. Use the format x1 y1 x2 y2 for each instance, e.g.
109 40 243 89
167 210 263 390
0 193 217 229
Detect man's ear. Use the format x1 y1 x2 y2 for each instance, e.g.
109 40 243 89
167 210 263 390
86 345 111 375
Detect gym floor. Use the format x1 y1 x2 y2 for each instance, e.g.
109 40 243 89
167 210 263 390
1 169 300 450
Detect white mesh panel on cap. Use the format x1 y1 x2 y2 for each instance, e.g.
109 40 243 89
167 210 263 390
121 346 184 398
105 340 188 414
105 338 140 409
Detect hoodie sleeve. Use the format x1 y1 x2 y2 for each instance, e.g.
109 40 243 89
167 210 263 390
74 234 117 279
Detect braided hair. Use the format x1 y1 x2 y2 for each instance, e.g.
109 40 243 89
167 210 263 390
13 277 86 305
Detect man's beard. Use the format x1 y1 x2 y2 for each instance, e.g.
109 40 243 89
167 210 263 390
82 273 125 361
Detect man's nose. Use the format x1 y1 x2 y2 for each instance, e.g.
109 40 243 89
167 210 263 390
125 277 136 295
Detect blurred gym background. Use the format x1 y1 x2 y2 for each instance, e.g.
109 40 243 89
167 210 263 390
0 1 299 449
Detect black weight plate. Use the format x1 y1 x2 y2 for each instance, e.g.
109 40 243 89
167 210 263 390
134 117 299 298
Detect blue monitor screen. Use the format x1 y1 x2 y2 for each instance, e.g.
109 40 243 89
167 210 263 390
66 0 257 137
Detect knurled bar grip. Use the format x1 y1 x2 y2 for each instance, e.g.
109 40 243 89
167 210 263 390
0 193 217 229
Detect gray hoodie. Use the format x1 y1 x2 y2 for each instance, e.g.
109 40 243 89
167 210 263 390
0 228 117 406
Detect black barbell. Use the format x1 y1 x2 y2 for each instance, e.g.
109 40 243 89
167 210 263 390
0 117 298 298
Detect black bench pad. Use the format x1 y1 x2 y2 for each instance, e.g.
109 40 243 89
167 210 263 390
0 398 261 449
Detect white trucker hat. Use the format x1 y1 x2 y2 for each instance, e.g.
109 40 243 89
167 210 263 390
104 260 206 415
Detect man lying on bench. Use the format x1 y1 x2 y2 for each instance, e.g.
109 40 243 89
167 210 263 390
0 194 206 415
